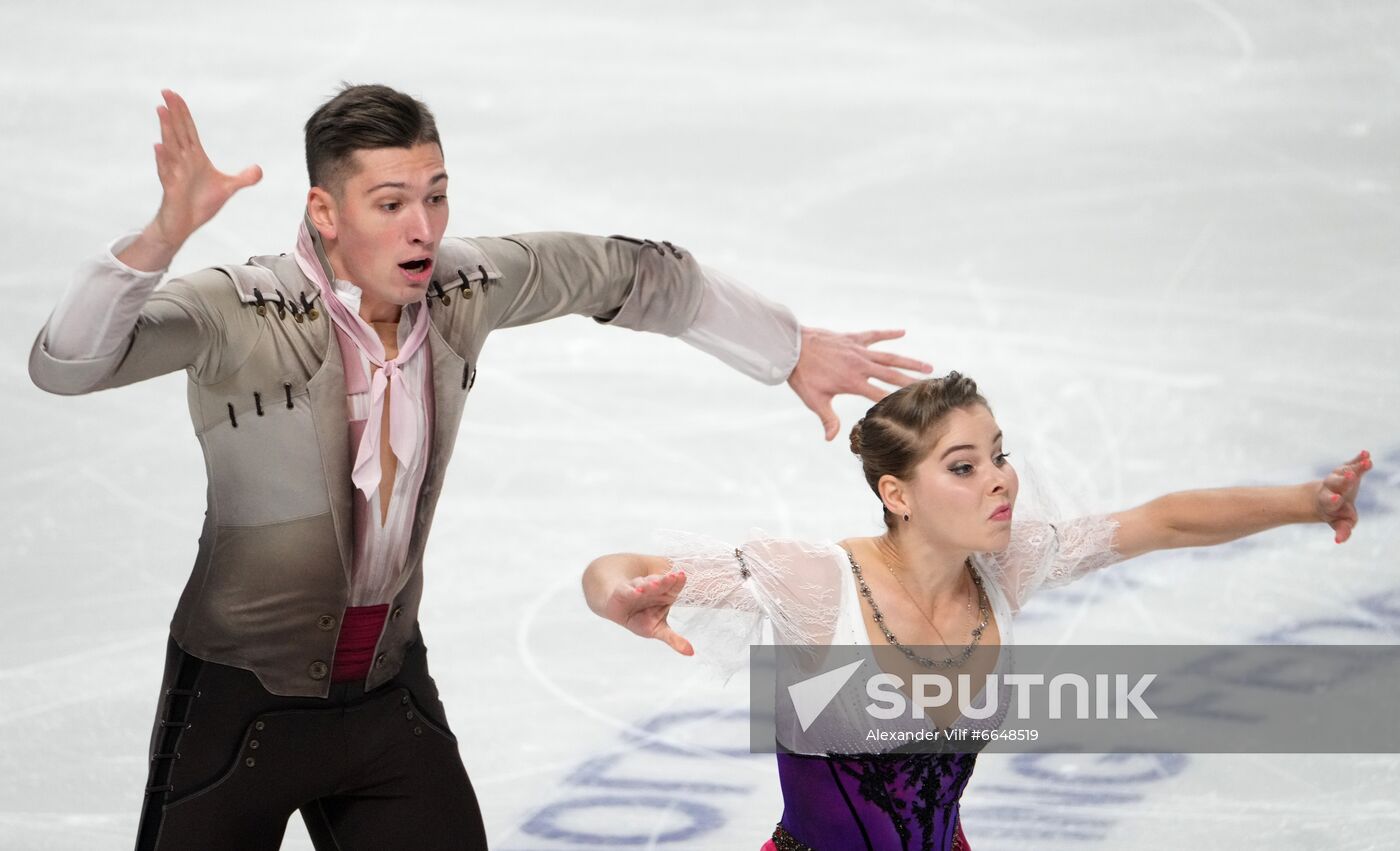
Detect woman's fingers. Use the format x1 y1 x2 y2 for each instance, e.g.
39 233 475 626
653 623 694 656
1330 507 1357 543
627 572 685 606
1323 452 1372 502
631 571 682 589
1340 450 1372 479
1322 471 1348 498
1321 451 1371 543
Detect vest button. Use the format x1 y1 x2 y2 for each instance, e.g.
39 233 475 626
316 614 337 631
308 661 329 680
375 653 387 668
390 606 403 621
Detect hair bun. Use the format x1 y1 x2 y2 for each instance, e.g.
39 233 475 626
849 419 865 456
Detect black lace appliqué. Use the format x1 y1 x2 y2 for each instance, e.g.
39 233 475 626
832 753 977 851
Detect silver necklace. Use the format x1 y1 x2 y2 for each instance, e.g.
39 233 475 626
845 549 990 669
883 559 971 647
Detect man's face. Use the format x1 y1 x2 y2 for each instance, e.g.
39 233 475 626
312 142 449 311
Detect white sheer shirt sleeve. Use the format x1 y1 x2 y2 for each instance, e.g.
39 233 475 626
660 531 844 679
677 265 801 385
973 515 1124 613
44 232 168 360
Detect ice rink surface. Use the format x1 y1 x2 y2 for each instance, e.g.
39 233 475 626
2 1 1399 848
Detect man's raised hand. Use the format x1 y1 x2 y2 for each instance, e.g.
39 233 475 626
121 90 262 272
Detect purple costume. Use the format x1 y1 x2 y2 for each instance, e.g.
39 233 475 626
776 752 976 850
662 519 1121 851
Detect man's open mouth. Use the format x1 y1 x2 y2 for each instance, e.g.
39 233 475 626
399 258 432 272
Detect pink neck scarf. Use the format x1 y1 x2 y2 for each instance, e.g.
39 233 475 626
294 217 432 503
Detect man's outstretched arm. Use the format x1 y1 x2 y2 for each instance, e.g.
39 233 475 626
678 265 933 438
465 232 932 438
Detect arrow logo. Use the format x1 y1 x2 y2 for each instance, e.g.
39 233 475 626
787 659 865 731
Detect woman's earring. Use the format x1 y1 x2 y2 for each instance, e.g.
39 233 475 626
903 513 910 522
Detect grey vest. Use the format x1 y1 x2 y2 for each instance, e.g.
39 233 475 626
29 231 705 696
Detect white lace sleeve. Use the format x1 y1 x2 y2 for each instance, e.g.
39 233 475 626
974 515 1122 613
658 530 843 679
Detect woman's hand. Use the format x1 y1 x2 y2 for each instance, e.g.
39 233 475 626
1110 450 1375 559
1316 450 1373 544
599 571 694 656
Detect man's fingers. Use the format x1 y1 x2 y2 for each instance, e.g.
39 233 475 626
156 105 179 154
153 143 170 180
809 398 839 442
164 89 200 149
231 164 264 190
866 365 917 389
868 350 933 374
177 94 204 147
160 90 190 151
852 329 906 346
856 380 886 404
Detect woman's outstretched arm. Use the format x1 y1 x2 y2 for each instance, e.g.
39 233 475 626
1110 450 1372 561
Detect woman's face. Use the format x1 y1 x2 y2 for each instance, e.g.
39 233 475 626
888 404 1019 553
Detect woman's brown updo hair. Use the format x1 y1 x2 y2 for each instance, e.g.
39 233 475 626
849 372 990 528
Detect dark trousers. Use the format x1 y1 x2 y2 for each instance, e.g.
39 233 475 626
134 629 488 850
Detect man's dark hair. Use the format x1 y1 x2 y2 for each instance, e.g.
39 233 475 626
304 84 442 195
